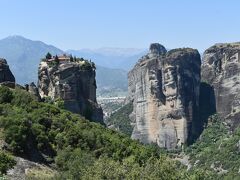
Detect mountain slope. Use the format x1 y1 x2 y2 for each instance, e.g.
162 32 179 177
96 65 128 96
0 36 64 84
185 114 240 179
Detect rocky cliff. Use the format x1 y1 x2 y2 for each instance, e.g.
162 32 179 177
0 58 15 87
128 44 201 149
25 82 41 101
38 58 103 124
202 43 240 129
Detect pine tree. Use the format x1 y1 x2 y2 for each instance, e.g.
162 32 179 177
74 56 77 62
70 55 74 62
55 55 59 65
45 52 52 59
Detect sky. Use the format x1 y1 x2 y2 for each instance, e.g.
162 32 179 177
0 0 239 51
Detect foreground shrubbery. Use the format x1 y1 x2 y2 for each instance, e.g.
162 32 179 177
0 86 193 179
55 148 187 179
186 114 240 179
0 86 232 179
0 151 15 174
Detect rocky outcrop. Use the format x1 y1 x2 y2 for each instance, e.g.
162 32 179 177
7 157 56 180
0 58 15 87
25 82 41 101
128 44 201 149
38 59 103 124
202 43 240 129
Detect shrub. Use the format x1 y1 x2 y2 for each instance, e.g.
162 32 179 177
45 52 52 60
0 151 15 174
0 86 13 104
54 98 64 109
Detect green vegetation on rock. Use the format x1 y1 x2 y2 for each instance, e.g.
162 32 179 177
106 103 133 136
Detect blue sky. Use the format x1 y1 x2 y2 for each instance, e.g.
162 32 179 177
0 0 239 51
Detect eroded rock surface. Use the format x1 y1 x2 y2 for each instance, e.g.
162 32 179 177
202 43 240 129
25 82 41 101
38 59 103 124
7 157 55 180
0 58 15 87
128 44 201 149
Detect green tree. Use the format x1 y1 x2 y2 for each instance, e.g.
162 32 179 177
0 151 16 174
45 52 52 60
73 56 77 62
70 55 74 62
0 86 13 104
55 55 59 65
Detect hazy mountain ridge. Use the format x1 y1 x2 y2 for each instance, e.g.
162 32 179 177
67 48 147 70
0 36 64 84
0 36 132 95
96 65 127 90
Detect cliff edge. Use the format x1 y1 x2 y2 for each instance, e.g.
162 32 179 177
38 55 103 124
0 58 15 87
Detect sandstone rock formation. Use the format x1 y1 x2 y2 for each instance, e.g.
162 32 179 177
25 82 41 101
38 58 103 124
0 58 15 87
202 42 240 129
128 44 201 149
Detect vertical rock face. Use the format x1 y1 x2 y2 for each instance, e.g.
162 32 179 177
38 60 103 124
25 82 41 101
128 44 201 149
0 58 15 87
202 43 240 128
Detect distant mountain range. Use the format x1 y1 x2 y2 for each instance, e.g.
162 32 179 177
0 35 144 95
0 36 63 84
96 65 128 96
67 48 146 70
